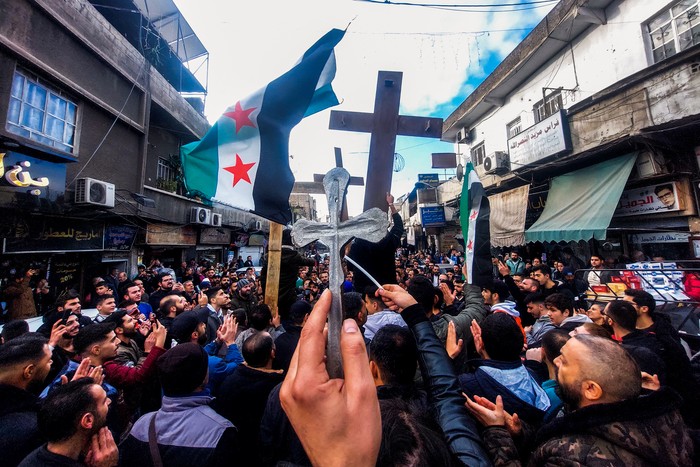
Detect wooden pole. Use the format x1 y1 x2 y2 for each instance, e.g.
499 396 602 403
264 222 283 317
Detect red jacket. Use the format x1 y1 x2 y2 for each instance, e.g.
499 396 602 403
103 346 166 388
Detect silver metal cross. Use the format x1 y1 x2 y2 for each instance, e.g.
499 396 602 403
292 168 388 378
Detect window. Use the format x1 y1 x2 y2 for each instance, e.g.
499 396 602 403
506 117 522 139
647 0 700 63
157 157 176 182
471 142 486 166
6 70 77 154
533 91 563 123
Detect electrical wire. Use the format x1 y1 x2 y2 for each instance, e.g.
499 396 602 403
68 62 147 186
355 0 558 8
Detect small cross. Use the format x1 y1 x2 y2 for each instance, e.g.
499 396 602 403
292 168 388 378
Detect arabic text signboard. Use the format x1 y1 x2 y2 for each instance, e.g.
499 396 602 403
0 151 67 209
614 182 681 217
420 206 446 227
4 217 104 253
104 225 138 251
507 110 572 170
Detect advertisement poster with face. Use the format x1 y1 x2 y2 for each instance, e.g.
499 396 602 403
614 182 681 217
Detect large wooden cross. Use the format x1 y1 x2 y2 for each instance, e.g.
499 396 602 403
329 71 444 211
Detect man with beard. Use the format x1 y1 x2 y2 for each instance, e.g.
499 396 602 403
466 334 694 465
0 334 53 466
148 273 176 311
102 311 166 420
171 310 243 395
120 281 153 319
230 279 256 315
158 294 187 348
19 379 117 467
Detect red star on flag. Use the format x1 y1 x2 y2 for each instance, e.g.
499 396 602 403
223 102 256 133
467 240 474 251
223 154 256 187
469 209 478 221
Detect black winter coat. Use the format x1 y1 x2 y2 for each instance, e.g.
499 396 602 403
0 385 43 467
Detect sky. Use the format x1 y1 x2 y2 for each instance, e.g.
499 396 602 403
172 0 557 219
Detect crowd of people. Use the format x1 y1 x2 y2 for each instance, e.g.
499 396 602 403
0 230 699 465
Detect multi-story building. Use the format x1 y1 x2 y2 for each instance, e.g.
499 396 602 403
0 0 266 296
289 193 318 223
443 0 700 262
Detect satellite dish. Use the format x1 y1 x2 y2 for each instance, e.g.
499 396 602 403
456 163 464 181
393 153 405 172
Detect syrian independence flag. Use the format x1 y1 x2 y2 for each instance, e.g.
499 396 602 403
460 162 491 288
181 29 345 225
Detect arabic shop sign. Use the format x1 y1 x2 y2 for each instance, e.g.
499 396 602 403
629 232 691 244
0 152 66 208
104 225 138 251
420 206 446 227
4 217 104 253
614 182 681 217
507 110 572 170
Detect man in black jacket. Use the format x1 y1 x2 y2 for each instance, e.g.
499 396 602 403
19 379 117 467
347 193 403 292
273 300 311 373
215 332 283 466
0 334 54 466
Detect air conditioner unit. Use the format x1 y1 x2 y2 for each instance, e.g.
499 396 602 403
635 151 667 178
483 151 510 174
456 127 474 144
190 207 211 225
75 178 115 208
211 213 222 227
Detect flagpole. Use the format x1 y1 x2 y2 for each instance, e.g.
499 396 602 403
264 222 283 317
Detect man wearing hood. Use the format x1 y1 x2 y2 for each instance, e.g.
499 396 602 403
544 293 591 332
230 279 256 315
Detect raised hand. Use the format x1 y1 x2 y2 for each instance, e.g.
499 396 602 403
446 321 464 359
440 282 456 305
49 319 68 348
280 290 381 466
85 427 119 467
464 393 506 428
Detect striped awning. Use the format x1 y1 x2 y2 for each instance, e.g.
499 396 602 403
488 185 529 247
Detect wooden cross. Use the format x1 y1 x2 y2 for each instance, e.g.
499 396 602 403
291 147 364 221
329 71 444 211
292 168 387 378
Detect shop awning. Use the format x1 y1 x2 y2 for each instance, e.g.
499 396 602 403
525 153 637 243
488 185 529 247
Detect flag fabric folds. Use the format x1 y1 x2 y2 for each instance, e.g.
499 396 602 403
460 162 492 288
181 29 345 225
